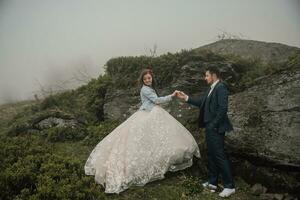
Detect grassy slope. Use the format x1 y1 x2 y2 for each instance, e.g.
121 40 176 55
0 101 256 200
4 45 296 199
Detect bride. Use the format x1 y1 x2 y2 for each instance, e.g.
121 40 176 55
84 68 200 193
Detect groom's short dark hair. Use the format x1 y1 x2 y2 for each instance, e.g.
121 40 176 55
206 66 220 78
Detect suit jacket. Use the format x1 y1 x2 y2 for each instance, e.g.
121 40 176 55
187 81 233 133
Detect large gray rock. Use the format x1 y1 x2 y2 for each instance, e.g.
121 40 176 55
198 39 299 65
103 89 140 121
228 68 300 168
35 117 78 130
227 68 300 193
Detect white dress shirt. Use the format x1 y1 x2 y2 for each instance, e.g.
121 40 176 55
208 79 219 97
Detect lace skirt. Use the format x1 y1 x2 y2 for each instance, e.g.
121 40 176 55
84 106 200 193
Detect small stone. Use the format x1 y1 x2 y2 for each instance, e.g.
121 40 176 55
273 193 284 200
283 194 296 200
260 193 274 200
260 193 285 200
251 183 267 196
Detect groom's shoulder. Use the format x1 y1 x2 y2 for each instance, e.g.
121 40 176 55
216 81 226 88
215 81 229 91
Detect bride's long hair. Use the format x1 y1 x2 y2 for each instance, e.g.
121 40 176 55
138 68 159 95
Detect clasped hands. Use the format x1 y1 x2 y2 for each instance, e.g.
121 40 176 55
171 90 188 101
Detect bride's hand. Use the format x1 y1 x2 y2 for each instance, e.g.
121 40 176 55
171 90 179 97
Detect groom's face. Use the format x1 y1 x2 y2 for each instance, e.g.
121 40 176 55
205 71 214 85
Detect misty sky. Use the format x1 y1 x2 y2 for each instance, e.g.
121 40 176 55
1 0 300 105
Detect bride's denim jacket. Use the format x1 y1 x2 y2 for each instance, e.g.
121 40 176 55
139 85 172 111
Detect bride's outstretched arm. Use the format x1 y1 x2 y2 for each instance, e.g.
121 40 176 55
141 86 173 104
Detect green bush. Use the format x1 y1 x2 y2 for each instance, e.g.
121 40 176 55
84 75 111 122
0 133 106 200
83 120 120 146
182 175 203 196
40 95 59 110
39 75 111 124
105 49 226 90
45 126 87 142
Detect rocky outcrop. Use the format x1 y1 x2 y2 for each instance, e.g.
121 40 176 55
228 68 300 168
35 117 78 130
227 68 300 193
103 89 140 121
198 39 299 65
8 109 82 135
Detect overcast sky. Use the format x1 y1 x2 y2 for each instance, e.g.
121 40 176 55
1 0 300 104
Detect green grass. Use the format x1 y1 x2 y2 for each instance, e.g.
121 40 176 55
2 46 284 199
82 172 256 200
0 100 37 131
0 102 253 200
0 99 259 200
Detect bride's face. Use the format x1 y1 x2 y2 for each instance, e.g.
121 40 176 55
143 73 153 86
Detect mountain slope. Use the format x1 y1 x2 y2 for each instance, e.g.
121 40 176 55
1 39 299 199
197 39 299 65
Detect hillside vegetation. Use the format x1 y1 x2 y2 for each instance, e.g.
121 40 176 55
1 40 299 199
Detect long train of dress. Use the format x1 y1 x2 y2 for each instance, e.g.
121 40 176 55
84 106 200 193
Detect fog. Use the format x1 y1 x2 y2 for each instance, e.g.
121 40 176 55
1 0 300 105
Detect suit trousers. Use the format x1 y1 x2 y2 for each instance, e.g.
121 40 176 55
205 126 235 189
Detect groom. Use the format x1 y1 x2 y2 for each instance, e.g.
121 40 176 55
176 66 235 198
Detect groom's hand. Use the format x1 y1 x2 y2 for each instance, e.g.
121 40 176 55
176 91 188 101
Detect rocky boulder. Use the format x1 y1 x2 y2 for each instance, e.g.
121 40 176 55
7 109 82 135
35 117 78 130
198 39 299 65
227 67 300 193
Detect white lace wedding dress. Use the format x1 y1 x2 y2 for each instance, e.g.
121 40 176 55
84 106 200 193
